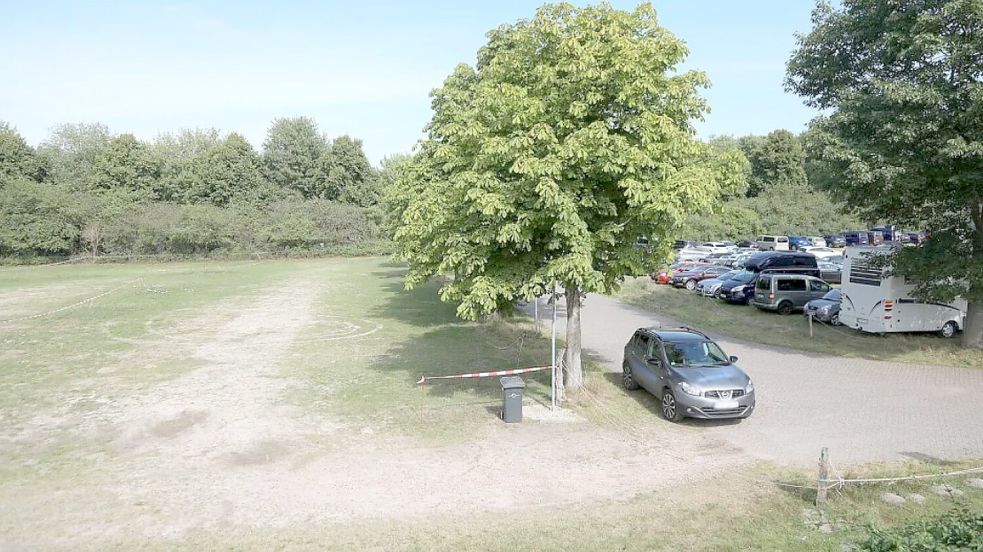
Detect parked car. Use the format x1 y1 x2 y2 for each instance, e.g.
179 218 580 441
622 327 755 422
651 261 711 284
673 240 697 250
788 236 812 251
804 288 842 325
696 270 743 297
843 231 870 246
818 261 842 284
672 265 730 291
807 236 827 248
701 242 731 254
743 251 821 278
906 231 926 244
735 240 754 248
676 246 713 262
755 235 790 251
867 230 884 245
751 274 832 314
826 255 844 266
718 271 758 304
824 234 846 248
800 246 841 260
698 252 731 263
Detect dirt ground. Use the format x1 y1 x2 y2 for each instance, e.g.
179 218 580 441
0 270 747 550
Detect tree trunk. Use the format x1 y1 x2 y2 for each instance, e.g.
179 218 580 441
963 300 983 349
563 286 584 391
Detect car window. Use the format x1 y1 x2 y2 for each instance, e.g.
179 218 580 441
777 237 789 243
763 236 774 242
777 278 807 291
663 341 729 367
822 289 841 301
635 333 649 349
809 279 829 292
756 277 771 290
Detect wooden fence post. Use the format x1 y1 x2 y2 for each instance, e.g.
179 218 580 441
816 447 830 509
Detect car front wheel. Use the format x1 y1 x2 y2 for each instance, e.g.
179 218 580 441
940 321 958 338
622 361 640 390
661 389 684 422
685 279 697 291
831 313 840 326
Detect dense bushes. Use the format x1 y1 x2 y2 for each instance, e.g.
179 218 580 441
0 187 384 259
0 119 388 261
857 507 983 551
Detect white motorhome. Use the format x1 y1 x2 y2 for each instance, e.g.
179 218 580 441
839 246 967 337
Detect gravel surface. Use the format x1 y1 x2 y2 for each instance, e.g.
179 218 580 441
533 291 983 467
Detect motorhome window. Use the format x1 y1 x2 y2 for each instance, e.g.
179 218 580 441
849 256 883 286
777 278 807 291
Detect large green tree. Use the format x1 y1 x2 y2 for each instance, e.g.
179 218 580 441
262 117 329 198
37 123 112 190
788 0 983 348
324 135 379 206
0 122 44 181
388 3 744 390
90 134 161 196
740 129 808 197
184 133 265 205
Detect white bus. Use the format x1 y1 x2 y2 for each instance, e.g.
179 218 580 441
839 246 966 337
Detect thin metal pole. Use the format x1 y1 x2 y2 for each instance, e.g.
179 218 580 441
551 287 557 411
534 296 539 330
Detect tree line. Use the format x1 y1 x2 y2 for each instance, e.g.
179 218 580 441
0 118 400 259
681 128 864 240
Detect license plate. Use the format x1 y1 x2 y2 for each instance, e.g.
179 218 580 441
717 400 739 409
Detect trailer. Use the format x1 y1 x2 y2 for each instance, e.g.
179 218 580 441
839 246 967 337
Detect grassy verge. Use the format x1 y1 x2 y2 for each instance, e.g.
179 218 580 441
283 257 554 446
136 459 983 551
617 278 982 369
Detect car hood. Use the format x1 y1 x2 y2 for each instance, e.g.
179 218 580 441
669 365 750 389
805 299 839 309
699 278 722 287
720 279 754 290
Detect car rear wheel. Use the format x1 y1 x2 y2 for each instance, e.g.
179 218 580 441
661 389 684 422
622 361 640 390
684 279 697 291
940 321 958 338
777 301 793 315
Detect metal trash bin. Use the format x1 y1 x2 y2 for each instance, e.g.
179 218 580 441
500 376 525 423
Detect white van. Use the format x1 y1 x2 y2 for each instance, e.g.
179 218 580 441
755 235 790 251
839 246 966 337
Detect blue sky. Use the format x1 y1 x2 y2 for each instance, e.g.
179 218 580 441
0 1 819 164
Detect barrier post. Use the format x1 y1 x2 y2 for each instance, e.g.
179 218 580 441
817 447 830 509
809 312 814 338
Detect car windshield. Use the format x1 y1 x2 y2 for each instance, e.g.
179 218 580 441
822 289 842 301
663 341 730 367
719 271 740 281
731 271 755 283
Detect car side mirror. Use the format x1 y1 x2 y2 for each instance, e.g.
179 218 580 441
729 355 739 363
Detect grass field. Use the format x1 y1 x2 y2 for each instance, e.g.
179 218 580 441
617 278 983 369
1 257 980 550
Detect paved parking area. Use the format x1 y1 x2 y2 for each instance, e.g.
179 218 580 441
536 292 983 467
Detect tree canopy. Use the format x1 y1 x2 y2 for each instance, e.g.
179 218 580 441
388 2 744 389
788 0 983 348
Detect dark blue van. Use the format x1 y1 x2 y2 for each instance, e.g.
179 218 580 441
843 231 870 246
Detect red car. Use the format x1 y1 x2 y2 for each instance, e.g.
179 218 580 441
651 262 710 284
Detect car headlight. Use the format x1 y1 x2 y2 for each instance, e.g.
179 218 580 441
732 285 745 293
745 380 755 394
818 306 831 314
679 381 702 396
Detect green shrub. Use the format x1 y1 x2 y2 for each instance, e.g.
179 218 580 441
857 507 983 551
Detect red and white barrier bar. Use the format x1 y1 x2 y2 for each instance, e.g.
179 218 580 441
416 365 552 385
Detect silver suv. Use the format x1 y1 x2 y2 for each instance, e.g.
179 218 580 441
622 327 755 422
751 273 830 315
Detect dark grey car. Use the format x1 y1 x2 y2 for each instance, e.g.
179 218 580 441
622 327 755 421
804 288 842 325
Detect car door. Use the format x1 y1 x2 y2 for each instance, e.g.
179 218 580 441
808 278 830 302
628 333 656 390
631 334 662 391
786 277 809 307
